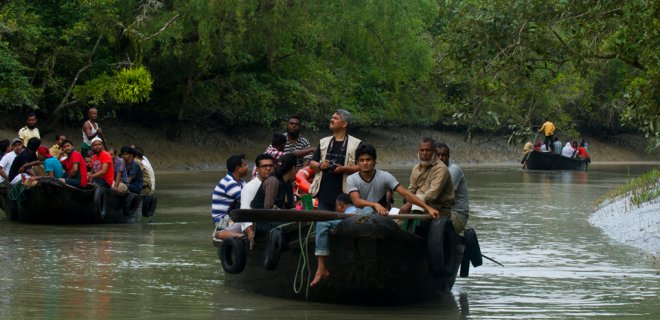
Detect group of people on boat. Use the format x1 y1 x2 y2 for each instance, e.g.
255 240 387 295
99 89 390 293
211 109 470 286
520 117 591 168
0 110 155 196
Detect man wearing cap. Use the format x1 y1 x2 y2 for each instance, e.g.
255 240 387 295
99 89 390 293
18 113 40 144
36 146 64 178
88 137 114 188
8 137 41 184
0 138 23 184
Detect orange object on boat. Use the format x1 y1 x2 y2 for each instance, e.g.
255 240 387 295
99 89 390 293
295 166 315 194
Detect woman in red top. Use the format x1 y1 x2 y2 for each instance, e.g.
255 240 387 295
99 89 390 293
576 142 590 162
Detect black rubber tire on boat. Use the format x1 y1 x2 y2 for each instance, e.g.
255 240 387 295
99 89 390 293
459 252 470 278
141 195 157 217
93 187 107 221
264 229 284 270
123 193 140 216
427 217 458 279
219 237 247 274
464 228 483 267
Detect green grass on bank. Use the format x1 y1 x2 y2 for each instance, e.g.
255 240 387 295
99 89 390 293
602 168 660 207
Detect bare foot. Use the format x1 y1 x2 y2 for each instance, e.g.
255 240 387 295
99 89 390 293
310 268 330 287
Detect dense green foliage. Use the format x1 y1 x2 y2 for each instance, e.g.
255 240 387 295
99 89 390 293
1 0 657 149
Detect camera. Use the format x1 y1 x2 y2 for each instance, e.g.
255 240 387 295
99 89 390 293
327 160 337 171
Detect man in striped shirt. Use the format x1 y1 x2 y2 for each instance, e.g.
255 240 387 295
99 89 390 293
283 116 315 169
212 154 248 238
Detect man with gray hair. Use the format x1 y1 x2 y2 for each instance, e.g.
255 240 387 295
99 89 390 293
309 109 362 212
309 109 362 285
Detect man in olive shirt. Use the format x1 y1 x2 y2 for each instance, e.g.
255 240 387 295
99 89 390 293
400 137 465 233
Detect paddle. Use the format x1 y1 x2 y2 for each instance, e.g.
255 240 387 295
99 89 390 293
229 209 432 223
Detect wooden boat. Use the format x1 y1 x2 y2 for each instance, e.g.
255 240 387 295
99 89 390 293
525 150 588 171
0 177 157 224
212 209 470 305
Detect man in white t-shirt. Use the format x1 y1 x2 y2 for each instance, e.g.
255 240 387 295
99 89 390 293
216 154 275 242
0 138 23 184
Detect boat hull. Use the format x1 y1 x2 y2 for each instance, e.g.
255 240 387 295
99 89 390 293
214 214 464 305
0 178 144 224
526 151 588 171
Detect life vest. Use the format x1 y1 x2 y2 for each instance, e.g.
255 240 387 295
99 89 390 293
295 166 315 194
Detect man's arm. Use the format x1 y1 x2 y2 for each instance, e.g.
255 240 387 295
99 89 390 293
89 163 109 178
395 185 441 218
261 178 279 209
292 147 315 158
19 160 41 173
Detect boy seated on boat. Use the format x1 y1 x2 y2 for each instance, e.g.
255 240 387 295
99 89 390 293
212 154 248 239
36 146 64 179
7 137 41 185
311 193 364 286
311 144 439 286
59 139 88 188
87 137 114 188
119 146 144 194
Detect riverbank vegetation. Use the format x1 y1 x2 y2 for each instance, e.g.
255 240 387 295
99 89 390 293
602 168 660 207
1 1 658 150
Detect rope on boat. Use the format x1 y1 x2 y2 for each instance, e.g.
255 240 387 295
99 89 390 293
293 221 315 300
8 183 26 209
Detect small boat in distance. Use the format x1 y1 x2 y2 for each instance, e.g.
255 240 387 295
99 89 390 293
212 209 482 305
525 151 588 171
0 177 156 224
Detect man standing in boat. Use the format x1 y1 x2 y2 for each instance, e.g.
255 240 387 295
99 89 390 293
18 113 40 144
212 154 248 239
399 138 464 233
82 108 102 157
537 117 556 153
283 116 315 169
308 109 361 286
308 109 361 212
436 143 469 224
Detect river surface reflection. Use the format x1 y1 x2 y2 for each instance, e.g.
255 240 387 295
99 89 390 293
0 164 658 319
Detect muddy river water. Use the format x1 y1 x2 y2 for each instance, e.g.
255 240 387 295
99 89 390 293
1 164 658 319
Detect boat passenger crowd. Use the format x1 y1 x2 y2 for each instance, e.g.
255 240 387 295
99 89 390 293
210 110 470 287
0 110 155 196
521 117 591 168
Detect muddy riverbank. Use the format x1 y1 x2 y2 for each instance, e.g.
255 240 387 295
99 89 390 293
2 123 658 170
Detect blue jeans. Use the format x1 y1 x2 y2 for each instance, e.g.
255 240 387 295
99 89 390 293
314 202 374 256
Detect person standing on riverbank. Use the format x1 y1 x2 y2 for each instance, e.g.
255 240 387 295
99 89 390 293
18 113 40 144
283 116 315 169
82 108 102 157
212 154 248 238
436 143 469 222
538 117 556 153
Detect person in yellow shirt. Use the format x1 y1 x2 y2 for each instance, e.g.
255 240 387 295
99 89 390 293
538 117 556 152
49 134 67 159
18 113 40 144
